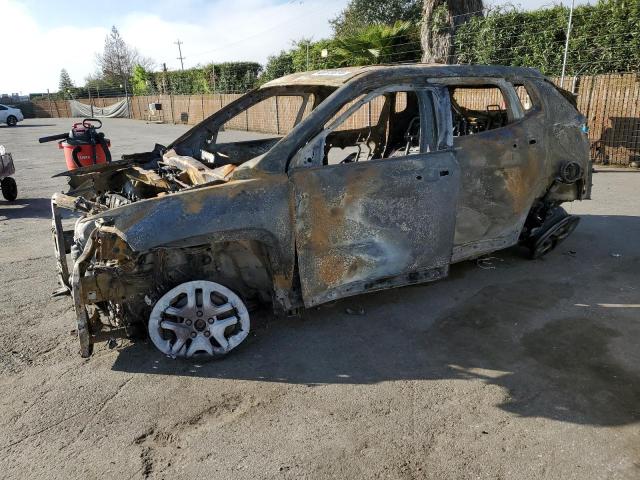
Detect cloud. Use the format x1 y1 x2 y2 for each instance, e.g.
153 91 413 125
120 0 343 66
0 0 346 94
0 0 107 94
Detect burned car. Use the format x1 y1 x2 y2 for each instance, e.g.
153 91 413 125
51 64 591 358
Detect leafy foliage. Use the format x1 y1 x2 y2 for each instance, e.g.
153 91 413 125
131 65 151 95
330 0 422 37
137 62 263 95
261 51 295 84
331 21 420 66
261 23 420 83
454 0 640 75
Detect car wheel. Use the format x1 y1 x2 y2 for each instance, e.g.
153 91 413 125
1 177 17 201
148 280 250 358
6 115 17 127
529 213 580 259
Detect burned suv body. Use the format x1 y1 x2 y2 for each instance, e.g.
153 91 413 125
51 64 591 358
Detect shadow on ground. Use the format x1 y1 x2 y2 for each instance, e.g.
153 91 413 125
0 197 52 219
107 214 640 427
0 123 57 128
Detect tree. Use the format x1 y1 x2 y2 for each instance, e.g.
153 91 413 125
84 73 121 97
261 51 295 84
331 0 422 37
96 26 154 83
332 21 420 66
59 69 75 92
421 0 484 63
131 65 151 95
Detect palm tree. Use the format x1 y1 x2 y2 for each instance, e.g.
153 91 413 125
331 21 419 66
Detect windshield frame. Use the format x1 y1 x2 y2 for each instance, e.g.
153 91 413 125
168 85 335 160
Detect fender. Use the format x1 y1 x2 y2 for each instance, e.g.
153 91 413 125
89 172 296 293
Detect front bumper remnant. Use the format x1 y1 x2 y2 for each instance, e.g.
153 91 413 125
51 196 71 292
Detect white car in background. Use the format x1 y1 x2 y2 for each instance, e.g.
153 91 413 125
0 104 24 126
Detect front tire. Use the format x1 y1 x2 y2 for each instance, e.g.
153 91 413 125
1 177 17 201
6 115 17 127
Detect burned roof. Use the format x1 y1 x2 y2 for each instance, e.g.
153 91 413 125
261 64 544 88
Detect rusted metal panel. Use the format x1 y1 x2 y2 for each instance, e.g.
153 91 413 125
91 173 295 278
48 63 591 357
50 198 70 291
292 151 460 307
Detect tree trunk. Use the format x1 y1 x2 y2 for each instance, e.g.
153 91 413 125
421 0 484 64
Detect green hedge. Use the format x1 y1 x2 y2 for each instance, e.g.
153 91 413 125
454 0 640 75
132 62 263 95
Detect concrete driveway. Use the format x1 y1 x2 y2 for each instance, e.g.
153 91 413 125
1 119 638 479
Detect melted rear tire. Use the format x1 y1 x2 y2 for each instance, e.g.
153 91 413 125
527 210 580 259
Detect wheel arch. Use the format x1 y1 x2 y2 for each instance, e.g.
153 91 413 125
142 230 296 311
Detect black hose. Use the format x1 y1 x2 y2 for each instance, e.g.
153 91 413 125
71 147 83 169
38 133 69 143
97 134 112 163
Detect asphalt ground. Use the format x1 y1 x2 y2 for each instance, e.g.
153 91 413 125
0 118 638 479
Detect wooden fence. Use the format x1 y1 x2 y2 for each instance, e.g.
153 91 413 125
555 73 640 166
26 72 640 165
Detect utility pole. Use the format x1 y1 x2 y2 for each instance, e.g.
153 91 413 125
175 39 186 70
46 88 53 117
211 63 216 93
305 37 314 71
560 0 575 87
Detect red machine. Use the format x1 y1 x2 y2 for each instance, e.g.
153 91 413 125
39 118 111 170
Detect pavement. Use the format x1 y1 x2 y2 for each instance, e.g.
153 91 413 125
0 118 638 479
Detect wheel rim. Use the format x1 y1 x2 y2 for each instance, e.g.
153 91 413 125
535 237 555 258
7 116 16 126
531 216 579 258
149 280 250 358
553 217 579 241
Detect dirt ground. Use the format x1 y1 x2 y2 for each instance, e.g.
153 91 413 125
0 118 638 479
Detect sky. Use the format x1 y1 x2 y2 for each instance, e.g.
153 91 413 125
0 0 593 94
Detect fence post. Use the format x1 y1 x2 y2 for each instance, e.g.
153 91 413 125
124 80 131 119
560 0 575 86
275 95 280 135
88 88 94 117
46 89 53 118
170 92 175 124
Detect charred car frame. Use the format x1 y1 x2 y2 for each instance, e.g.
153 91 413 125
51 65 591 358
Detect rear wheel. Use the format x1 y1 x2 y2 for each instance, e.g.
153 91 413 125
6 115 17 127
529 212 580 259
1 177 17 201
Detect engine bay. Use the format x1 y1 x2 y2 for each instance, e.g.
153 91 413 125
56 148 245 213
